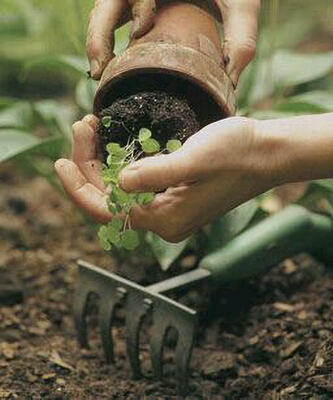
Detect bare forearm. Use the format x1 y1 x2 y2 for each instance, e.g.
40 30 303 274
255 113 333 185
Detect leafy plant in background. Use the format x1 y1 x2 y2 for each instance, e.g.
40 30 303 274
0 0 332 270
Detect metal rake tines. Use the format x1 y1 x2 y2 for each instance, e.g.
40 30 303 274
74 260 198 395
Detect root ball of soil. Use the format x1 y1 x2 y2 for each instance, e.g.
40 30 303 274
98 91 200 160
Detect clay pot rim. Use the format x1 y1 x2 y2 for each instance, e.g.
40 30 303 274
94 42 236 118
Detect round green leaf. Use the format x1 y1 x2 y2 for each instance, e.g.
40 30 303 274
106 225 121 245
110 217 123 231
106 199 117 214
139 128 152 143
106 155 113 166
106 143 127 159
121 229 140 250
141 138 160 154
98 226 112 251
102 116 112 128
166 139 182 153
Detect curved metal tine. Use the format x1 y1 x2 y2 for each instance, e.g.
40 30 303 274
149 314 168 380
73 288 90 348
98 296 117 364
125 299 146 380
175 322 196 396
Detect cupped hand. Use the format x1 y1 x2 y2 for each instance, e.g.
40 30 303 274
54 115 151 227
87 0 261 85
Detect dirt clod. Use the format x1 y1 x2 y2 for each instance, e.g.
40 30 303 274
98 91 200 160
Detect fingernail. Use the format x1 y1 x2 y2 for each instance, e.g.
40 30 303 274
90 59 100 78
54 159 67 171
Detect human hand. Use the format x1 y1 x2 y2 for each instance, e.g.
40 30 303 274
87 0 261 85
116 116 275 242
54 115 151 227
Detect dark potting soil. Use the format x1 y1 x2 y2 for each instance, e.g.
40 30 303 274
98 91 200 160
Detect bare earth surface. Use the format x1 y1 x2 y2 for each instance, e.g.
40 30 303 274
0 167 332 399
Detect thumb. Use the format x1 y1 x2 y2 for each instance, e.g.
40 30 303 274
119 152 191 192
129 0 156 39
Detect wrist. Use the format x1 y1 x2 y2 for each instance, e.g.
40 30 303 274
253 113 333 186
251 118 290 188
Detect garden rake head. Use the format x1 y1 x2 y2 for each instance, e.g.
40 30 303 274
74 206 333 395
74 260 208 395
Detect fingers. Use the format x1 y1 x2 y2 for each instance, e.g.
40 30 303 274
82 114 99 131
55 159 111 223
87 0 127 79
217 0 260 86
129 0 156 38
71 117 105 191
72 120 97 164
119 150 194 193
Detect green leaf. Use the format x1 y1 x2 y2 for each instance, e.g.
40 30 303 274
274 91 333 114
33 100 76 140
145 232 190 271
0 101 34 129
0 97 16 110
249 50 333 104
138 128 152 142
0 130 63 163
110 217 123 231
111 186 136 209
106 143 127 159
166 139 182 153
114 22 131 56
24 54 89 76
205 199 259 254
102 167 119 185
137 192 155 206
121 229 140 250
313 179 333 192
106 155 113 166
98 226 112 251
75 78 98 112
141 138 160 154
106 225 121 245
102 116 112 128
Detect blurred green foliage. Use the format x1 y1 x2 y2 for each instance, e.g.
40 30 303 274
0 0 332 268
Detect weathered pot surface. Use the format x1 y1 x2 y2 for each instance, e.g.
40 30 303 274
94 2 235 127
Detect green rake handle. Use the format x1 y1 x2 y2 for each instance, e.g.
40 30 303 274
200 205 333 285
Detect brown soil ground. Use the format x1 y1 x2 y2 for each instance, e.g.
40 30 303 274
0 166 332 400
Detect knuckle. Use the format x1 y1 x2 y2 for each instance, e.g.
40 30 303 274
229 116 253 133
134 164 149 191
158 217 185 243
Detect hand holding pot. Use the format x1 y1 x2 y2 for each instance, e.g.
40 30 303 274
87 0 261 85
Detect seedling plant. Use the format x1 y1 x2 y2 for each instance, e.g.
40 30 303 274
98 117 182 252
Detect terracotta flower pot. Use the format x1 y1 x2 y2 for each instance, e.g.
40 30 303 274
94 2 235 127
